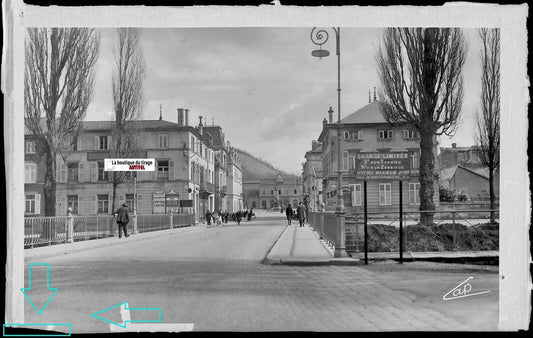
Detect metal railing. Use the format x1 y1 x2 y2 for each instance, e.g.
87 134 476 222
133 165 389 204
25 213 195 249
344 209 499 254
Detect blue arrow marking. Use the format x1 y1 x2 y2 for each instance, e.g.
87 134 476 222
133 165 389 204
21 263 58 315
90 302 161 328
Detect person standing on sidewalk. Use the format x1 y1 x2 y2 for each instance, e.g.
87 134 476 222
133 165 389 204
285 204 293 225
205 210 212 226
236 210 242 225
296 202 306 227
114 203 130 238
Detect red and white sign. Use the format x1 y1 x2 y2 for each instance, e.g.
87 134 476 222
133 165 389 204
104 159 155 171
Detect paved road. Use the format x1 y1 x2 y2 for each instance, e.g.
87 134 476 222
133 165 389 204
23 215 496 332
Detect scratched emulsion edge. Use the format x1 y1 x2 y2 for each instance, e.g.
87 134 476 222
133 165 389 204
2 0 25 324
498 6 530 331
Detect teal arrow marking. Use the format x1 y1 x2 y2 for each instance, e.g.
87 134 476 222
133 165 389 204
90 302 161 328
21 263 58 315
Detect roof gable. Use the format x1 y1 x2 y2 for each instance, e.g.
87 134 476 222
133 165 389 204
340 101 389 125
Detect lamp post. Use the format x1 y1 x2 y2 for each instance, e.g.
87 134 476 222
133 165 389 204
311 27 347 258
310 27 344 213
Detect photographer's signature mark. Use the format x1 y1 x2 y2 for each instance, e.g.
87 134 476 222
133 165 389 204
442 276 491 301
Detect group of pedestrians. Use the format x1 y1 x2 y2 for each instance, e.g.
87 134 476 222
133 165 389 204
205 208 255 226
285 202 307 227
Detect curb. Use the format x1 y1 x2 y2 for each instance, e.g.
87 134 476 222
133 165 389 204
25 225 203 260
261 224 291 265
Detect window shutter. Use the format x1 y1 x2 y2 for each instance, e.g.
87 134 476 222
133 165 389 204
108 170 114 182
59 195 67 215
56 195 60 215
137 194 143 214
35 194 41 215
91 195 97 214
350 185 355 206
94 136 99 150
60 162 67 183
404 130 409 139
77 136 82 151
151 160 157 181
388 130 393 139
108 135 113 150
169 160 174 180
108 194 113 214
78 195 84 215
358 130 363 139
78 162 84 182
90 162 98 182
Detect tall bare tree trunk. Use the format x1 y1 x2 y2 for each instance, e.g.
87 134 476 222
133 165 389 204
43 149 57 216
419 130 435 225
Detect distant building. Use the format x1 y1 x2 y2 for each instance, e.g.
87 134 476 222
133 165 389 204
316 98 439 212
438 143 481 169
258 175 303 210
302 140 323 211
440 164 500 201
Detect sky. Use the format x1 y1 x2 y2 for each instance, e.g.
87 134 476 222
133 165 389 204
86 27 483 176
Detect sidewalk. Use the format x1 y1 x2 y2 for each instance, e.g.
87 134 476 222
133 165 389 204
263 224 360 265
263 223 498 266
24 224 206 260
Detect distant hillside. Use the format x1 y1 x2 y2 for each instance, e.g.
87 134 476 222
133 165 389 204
235 148 297 181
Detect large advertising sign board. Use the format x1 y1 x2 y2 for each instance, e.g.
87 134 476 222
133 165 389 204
355 152 411 180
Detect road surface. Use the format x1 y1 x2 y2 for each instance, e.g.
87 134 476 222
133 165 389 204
22 214 498 332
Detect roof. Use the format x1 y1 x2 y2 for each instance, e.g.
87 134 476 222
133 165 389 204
440 164 492 181
25 118 214 147
203 126 226 149
339 100 389 125
439 166 458 181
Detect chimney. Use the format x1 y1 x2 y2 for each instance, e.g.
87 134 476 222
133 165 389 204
227 140 231 150
159 104 163 120
198 116 203 135
368 90 371 103
177 108 184 126
373 87 377 101
185 109 189 126
322 118 327 129
328 107 333 124
452 143 457 149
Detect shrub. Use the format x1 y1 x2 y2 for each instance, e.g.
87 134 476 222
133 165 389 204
439 185 456 202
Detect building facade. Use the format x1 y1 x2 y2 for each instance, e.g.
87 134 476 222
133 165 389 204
258 175 303 210
302 140 323 212
24 110 225 222
225 145 244 212
317 99 439 213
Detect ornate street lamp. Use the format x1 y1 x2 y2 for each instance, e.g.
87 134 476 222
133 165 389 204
310 27 344 213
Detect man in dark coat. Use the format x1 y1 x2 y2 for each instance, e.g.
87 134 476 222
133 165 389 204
114 203 130 238
296 202 306 227
236 210 242 225
205 210 212 226
285 204 294 225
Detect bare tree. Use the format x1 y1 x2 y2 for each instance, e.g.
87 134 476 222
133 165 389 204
376 28 468 225
109 28 146 214
25 28 100 216
475 28 500 224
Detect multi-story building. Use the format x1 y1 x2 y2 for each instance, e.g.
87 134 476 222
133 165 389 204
302 140 323 211
317 98 439 213
24 109 217 223
226 145 243 212
258 175 303 210
203 125 229 212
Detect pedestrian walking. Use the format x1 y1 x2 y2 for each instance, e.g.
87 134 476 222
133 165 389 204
114 203 130 238
236 210 242 225
296 202 306 227
205 210 212 226
285 204 294 225
247 208 253 221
